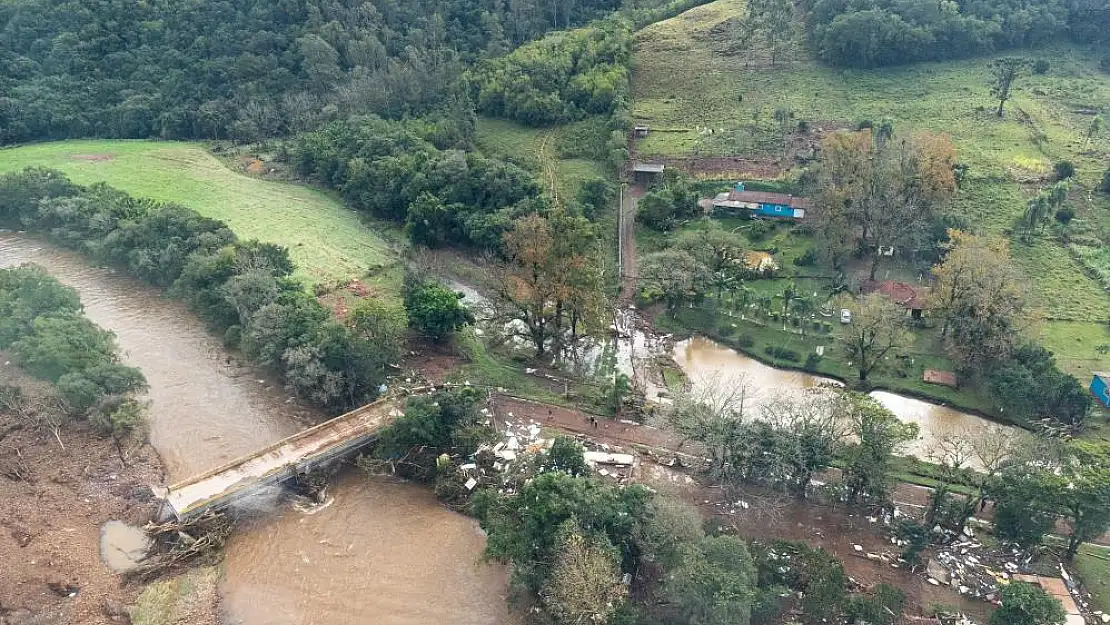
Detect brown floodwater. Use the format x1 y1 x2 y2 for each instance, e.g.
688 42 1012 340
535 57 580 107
671 336 1016 465
0 234 513 625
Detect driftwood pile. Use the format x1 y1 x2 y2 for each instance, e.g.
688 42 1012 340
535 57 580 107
126 512 233 582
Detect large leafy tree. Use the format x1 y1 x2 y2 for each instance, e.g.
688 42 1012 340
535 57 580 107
403 280 474 342
810 130 956 278
667 535 757 625
990 582 1066 625
837 392 918 504
494 211 606 356
841 293 912 383
930 230 1026 373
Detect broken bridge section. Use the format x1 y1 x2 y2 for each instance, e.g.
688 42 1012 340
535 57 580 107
163 397 401 521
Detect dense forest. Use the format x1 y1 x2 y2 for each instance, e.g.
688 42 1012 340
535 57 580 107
293 116 552 251
803 0 1110 67
0 0 633 144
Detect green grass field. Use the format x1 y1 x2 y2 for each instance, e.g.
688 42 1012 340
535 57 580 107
0 140 398 287
475 117 608 204
630 0 1110 377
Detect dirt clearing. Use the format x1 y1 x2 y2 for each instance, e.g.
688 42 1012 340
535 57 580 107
0 367 166 625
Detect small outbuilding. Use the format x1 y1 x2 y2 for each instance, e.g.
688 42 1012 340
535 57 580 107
1091 372 1110 409
861 280 929 319
710 182 810 220
632 162 665 185
633 125 650 138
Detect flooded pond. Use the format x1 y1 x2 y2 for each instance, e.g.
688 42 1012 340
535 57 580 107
671 336 1015 464
0 234 512 625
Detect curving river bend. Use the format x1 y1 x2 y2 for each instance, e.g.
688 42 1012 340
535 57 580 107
0 234 512 625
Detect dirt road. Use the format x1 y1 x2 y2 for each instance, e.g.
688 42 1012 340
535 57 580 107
619 185 643 302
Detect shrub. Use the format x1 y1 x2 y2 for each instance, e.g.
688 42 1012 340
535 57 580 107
1054 160 1076 180
804 353 822 371
764 345 800 362
717 323 735 336
1055 207 1075 224
857 119 874 130
1101 56 1110 74
748 220 773 240
793 247 817 266
1032 59 1050 74
403 279 474 342
1100 169 1110 193
736 334 755 349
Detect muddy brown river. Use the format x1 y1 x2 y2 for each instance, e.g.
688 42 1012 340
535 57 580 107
672 336 1018 466
0 234 512 625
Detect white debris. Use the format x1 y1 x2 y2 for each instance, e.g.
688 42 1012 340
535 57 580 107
464 478 478 491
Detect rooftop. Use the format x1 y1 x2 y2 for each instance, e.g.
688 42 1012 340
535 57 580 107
632 162 665 173
724 188 812 210
862 280 929 310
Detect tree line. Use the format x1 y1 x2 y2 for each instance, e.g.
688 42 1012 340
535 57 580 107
0 264 147 435
0 0 646 144
0 168 399 412
802 0 1110 68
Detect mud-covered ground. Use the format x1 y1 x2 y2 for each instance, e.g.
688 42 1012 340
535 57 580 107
0 366 214 625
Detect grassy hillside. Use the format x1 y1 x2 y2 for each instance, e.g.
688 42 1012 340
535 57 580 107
630 0 1110 376
0 140 398 287
475 117 608 205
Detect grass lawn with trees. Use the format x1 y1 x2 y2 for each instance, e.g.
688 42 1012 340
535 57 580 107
475 118 609 204
0 140 399 289
630 0 1110 379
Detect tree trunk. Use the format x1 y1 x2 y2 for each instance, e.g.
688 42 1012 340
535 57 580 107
996 98 1005 118
869 251 881 281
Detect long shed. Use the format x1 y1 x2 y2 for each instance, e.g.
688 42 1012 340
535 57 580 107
710 183 809 220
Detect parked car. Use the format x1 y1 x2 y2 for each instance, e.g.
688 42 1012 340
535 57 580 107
840 308 852 324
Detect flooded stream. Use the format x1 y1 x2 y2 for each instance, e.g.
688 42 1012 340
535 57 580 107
0 234 512 625
672 336 1016 463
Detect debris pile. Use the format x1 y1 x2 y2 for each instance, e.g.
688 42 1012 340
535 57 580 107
453 409 638 494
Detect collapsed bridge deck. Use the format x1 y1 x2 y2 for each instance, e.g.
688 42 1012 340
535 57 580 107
163 398 399 520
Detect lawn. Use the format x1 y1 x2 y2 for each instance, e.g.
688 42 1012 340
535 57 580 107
0 140 399 288
1075 545 1110 615
631 0 1110 377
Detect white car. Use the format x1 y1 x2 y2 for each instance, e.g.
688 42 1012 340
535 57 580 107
840 308 852 324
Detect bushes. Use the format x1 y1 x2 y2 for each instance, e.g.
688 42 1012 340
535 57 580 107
764 345 800 362
988 343 1091 428
1054 160 1076 181
0 168 388 412
1033 59 1051 74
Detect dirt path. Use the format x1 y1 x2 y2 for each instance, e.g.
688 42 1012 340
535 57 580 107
619 185 643 302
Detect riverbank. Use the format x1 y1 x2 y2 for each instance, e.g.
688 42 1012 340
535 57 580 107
0 365 189 625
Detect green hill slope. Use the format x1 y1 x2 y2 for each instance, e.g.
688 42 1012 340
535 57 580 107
0 140 397 287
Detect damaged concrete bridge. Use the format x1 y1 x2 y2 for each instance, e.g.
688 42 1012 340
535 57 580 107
162 397 401 521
